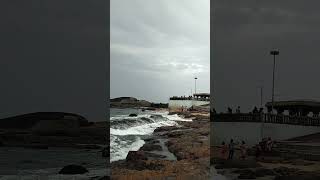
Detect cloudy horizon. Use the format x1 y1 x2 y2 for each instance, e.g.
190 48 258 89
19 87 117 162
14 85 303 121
111 0 210 103
213 0 320 113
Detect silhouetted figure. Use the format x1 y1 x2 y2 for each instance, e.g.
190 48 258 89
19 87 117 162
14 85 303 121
259 108 263 114
228 139 236 159
253 106 258 114
221 141 228 160
227 107 233 114
240 141 247 160
236 106 241 114
266 137 273 152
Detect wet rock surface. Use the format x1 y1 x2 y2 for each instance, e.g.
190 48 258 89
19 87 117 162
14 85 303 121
111 111 210 180
128 113 138 117
215 159 261 169
212 143 320 179
140 144 162 151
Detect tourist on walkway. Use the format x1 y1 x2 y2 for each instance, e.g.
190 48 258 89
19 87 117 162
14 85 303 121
236 106 241 114
228 139 236 159
220 141 228 160
227 107 233 114
259 107 264 114
240 141 247 160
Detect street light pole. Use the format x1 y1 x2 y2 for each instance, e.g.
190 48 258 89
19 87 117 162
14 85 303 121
270 50 279 114
259 86 263 108
257 85 264 140
194 77 198 95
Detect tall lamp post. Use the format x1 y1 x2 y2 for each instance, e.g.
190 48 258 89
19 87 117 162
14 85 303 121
258 85 263 108
194 77 198 95
270 50 279 114
258 85 264 140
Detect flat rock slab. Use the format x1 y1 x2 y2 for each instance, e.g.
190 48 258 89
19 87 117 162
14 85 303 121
215 159 261 169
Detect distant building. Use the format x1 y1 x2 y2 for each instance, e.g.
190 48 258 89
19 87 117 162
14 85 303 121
265 99 320 117
168 93 210 112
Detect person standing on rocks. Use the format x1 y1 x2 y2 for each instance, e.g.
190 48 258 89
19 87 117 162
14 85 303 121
240 141 247 160
266 137 273 152
220 141 228 160
228 139 236 160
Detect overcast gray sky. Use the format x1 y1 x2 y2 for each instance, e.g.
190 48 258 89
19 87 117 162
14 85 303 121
213 0 320 113
111 0 210 103
0 1 107 121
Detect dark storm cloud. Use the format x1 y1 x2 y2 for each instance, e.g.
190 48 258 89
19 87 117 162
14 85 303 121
212 0 320 113
111 0 210 103
0 1 107 120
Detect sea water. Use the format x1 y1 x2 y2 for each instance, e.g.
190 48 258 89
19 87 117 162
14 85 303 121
110 108 191 162
0 147 107 179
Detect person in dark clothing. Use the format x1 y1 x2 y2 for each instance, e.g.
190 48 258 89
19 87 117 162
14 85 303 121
236 106 241 114
228 139 236 159
259 107 264 114
227 107 233 114
253 106 258 114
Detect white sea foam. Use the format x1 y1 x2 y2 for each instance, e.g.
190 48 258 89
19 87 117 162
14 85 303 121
110 120 177 136
110 109 191 162
163 113 192 121
110 135 145 162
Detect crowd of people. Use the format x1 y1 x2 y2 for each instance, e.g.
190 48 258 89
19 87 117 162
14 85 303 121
226 106 264 114
255 137 274 158
220 139 248 160
220 137 275 160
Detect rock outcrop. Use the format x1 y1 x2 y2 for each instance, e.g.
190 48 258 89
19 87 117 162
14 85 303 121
110 97 152 108
0 112 89 129
31 119 80 136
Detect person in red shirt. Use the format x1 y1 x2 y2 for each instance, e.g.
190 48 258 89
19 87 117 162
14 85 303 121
220 141 228 160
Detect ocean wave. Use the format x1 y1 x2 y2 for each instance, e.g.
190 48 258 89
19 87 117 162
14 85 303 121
110 110 191 162
110 120 177 136
110 135 145 162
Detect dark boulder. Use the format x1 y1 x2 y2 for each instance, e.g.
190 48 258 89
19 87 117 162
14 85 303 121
59 165 88 174
144 152 167 159
126 151 147 162
129 114 138 117
140 144 162 151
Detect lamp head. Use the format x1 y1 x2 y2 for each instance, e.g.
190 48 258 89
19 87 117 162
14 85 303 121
270 50 279 55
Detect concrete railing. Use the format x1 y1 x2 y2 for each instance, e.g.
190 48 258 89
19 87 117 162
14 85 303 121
213 113 320 126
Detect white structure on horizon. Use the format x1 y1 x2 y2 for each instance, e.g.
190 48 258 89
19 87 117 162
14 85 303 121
168 93 210 112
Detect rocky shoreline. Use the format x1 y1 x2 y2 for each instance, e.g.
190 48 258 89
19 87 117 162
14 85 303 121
211 142 320 180
0 118 109 179
111 111 210 180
